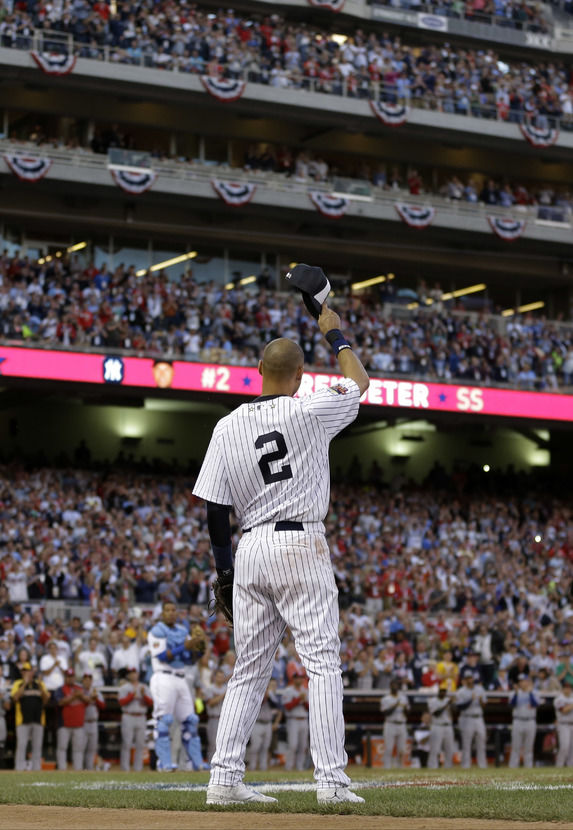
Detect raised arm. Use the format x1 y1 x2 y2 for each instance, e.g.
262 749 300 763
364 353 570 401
318 304 369 396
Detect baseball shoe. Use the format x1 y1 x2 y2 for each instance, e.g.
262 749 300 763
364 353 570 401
317 787 365 804
206 783 278 805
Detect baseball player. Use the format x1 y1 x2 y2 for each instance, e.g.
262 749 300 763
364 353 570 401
455 671 487 768
509 673 539 768
119 667 153 771
11 662 50 771
0 669 10 769
149 600 208 771
381 678 410 768
55 669 87 771
247 678 282 771
204 668 228 762
81 672 105 770
554 679 573 767
428 682 455 768
283 670 310 771
193 293 369 806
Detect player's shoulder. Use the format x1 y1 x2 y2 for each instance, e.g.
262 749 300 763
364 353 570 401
150 621 166 636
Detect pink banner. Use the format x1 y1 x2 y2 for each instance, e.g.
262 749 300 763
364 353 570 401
1 346 572 422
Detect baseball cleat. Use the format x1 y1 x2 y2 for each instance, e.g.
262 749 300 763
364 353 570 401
206 783 278 804
317 787 365 804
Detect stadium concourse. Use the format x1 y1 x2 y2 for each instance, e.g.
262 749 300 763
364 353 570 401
2 250 573 390
1 3 568 123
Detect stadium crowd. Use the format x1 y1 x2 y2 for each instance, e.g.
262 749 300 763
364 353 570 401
374 0 551 33
0 2 570 123
9 121 573 215
0 462 571 682
0 460 572 768
1 248 573 390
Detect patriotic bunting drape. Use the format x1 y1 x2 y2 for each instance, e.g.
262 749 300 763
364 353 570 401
395 203 435 229
31 51 77 76
110 169 157 194
370 99 408 127
519 120 559 149
201 76 246 102
307 0 346 10
3 154 52 182
488 216 526 241
308 191 350 219
211 179 256 206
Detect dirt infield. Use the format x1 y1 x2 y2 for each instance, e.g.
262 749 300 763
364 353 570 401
5 806 573 830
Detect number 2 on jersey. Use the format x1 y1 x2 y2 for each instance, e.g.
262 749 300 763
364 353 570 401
255 430 293 485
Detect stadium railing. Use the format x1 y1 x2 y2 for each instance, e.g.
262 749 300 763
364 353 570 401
2 141 571 247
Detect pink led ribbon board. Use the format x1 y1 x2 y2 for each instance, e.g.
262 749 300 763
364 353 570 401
1 346 572 422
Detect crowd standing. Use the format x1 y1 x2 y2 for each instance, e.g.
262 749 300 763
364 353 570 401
0 461 571 768
2 250 573 391
0 3 570 124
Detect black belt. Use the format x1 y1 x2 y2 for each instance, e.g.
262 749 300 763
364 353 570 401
243 521 304 533
161 670 185 678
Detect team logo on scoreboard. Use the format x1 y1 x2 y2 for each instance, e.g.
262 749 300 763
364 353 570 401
3 154 52 182
30 51 77 76
103 357 125 384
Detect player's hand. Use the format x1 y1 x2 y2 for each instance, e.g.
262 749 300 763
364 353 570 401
318 304 341 336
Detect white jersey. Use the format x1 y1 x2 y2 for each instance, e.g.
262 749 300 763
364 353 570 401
193 379 360 528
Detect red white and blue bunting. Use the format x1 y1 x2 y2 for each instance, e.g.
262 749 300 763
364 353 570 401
307 0 346 11
488 215 526 241
308 191 350 219
211 179 256 206
519 120 559 149
395 203 435 229
369 99 408 127
201 76 246 103
31 51 77 76
3 154 52 182
110 169 157 195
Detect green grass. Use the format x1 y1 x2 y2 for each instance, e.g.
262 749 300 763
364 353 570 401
2 767 573 822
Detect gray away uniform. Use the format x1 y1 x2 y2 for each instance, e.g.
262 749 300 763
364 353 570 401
455 685 487 768
428 695 455 768
381 692 409 768
509 689 538 768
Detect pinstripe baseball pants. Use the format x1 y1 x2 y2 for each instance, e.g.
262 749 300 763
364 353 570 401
209 523 350 790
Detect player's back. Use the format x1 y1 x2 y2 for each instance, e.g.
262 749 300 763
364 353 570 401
216 395 331 528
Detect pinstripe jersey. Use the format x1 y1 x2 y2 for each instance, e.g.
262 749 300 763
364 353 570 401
193 378 360 528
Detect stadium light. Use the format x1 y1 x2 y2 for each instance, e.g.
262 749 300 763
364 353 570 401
240 276 257 286
352 275 387 291
502 301 545 317
67 241 87 253
483 464 490 472
136 251 197 277
441 283 487 301
408 283 486 310
534 534 542 543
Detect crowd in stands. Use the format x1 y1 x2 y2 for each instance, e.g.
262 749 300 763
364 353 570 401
0 462 571 706
0 3 570 124
9 121 573 215
376 0 550 33
1 248 573 390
